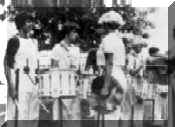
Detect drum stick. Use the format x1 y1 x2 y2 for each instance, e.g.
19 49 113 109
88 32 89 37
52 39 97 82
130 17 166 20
26 74 36 85
49 74 52 96
69 74 71 94
59 73 62 94
15 69 19 127
14 99 19 110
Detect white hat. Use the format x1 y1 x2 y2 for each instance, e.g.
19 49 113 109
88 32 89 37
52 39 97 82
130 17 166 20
131 36 148 47
98 11 125 25
0 4 4 15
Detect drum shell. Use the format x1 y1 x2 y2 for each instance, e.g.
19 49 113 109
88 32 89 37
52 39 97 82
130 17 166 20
38 69 78 97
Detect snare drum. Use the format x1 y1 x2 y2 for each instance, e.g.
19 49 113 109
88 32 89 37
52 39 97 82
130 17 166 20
79 74 97 99
51 69 78 97
38 71 52 97
38 69 78 97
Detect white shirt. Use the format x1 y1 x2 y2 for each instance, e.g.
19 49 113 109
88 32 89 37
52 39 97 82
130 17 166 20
15 38 39 73
12 37 39 93
51 40 80 69
101 31 126 66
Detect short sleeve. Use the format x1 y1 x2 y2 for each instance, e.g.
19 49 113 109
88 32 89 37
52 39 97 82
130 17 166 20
101 36 113 53
5 37 20 69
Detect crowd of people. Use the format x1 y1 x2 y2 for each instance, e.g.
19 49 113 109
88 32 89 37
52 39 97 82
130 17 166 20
1 6 168 127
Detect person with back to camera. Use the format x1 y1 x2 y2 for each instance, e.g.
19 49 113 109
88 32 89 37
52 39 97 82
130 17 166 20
92 10 131 127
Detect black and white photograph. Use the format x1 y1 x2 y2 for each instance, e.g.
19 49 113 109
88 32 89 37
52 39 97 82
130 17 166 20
0 0 169 127
168 3 175 127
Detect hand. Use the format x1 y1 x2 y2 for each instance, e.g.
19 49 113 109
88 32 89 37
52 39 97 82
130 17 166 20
101 87 109 96
130 70 136 76
109 88 123 105
114 93 123 104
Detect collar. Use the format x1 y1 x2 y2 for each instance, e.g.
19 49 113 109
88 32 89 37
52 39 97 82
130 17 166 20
60 40 70 51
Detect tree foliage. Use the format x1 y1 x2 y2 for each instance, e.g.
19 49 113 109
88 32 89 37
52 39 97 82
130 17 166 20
15 6 155 51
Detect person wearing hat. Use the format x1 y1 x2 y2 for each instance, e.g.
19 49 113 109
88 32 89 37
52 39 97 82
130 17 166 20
91 53 124 123
5 12 39 126
95 11 132 126
127 43 145 92
97 10 126 93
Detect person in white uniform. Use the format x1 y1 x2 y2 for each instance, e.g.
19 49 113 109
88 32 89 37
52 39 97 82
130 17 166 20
97 11 132 127
51 23 80 69
127 44 146 95
5 12 39 127
100 30 127 91
51 22 81 122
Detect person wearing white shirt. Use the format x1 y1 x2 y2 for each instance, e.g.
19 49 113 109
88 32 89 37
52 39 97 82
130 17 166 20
5 12 39 127
96 12 131 126
51 23 81 122
99 27 127 96
51 25 80 69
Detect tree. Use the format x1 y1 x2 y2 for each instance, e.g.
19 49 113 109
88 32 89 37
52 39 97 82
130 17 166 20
14 6 155 51
117 6 155 35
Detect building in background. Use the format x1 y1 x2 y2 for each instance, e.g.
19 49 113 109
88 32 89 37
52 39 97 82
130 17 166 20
16 0 32 7
32 0 57 7
11 0 105 7
103 0 131 7
59 0 82 7
113 0 132 6
58 0 104 7
11 0 30 7
92 0 104 7
11 0 132 7
118 0 132 6
12 0 57 7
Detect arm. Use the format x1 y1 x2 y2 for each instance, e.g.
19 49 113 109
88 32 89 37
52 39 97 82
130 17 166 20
106 77 124 108
51 44 61 67
126 54 137 76
5 64 18 100
126 54 134 71
4 37 19 100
